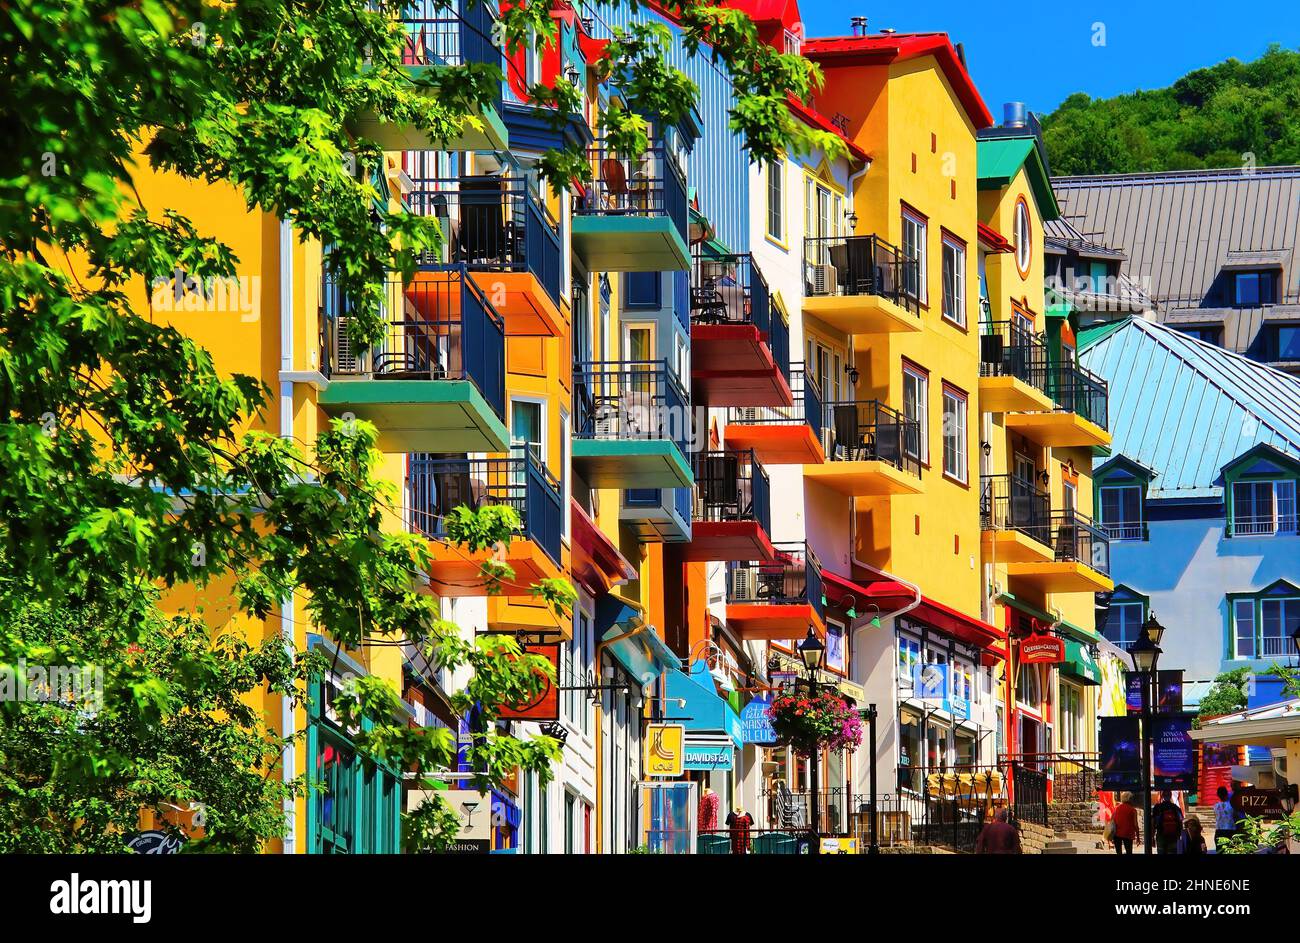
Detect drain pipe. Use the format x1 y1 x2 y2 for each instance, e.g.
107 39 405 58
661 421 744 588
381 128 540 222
278 218 297 853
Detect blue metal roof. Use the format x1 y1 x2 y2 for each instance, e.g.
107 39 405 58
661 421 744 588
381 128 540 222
1080 318 1300 498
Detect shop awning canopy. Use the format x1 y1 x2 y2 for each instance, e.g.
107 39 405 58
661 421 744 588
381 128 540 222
1060 639 1100 685
664 659 744 748
571 499 636 596
822 569 917 616
908 594 1006 652
599 598 677 688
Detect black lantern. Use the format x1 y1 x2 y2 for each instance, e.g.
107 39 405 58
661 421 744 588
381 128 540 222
844 362 860 386
798 626 825 672
1142 611 1165 647
1129 632 1160 675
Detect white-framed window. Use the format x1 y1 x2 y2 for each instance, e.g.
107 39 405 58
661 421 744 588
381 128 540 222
897 634 922 685
1233 594 1300 659
1014 198 1032 276
1060 682 1085 752
902 364 929 464
766 161 784 243
784 28 802 56
902 209 927 303
941 236 966 327
1231 479 1298 536
1099 485 1144 540
1102 600 1145 648
942 385 968 483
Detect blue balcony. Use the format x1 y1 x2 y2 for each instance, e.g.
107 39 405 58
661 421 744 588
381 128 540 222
351 0 508 153
572 359 694 490
571 146 690 272
724 364 825 465
690 253 791 408
621 484 692 543
409 452 563 597
319 269 507 453
409 176 563 336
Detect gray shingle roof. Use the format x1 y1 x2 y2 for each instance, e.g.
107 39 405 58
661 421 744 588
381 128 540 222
1053 166 1300 310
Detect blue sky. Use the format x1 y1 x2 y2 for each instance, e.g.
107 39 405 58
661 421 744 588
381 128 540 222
798 1 1300 115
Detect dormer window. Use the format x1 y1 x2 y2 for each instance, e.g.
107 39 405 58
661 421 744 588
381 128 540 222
1234 270 1276 306
1230 478 1297 536
1098 484 1144 540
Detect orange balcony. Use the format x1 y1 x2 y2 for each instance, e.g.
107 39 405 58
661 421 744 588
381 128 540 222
723 365 826 465
725 542 826 641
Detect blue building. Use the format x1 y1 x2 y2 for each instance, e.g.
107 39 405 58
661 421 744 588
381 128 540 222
1080 317 1300 706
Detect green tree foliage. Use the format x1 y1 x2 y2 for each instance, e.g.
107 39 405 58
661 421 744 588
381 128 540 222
1194 668 1251 725
0 1 823 851
1043 45 1300 174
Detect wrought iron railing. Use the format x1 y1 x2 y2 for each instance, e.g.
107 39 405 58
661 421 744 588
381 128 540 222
726 541 823 618
407 452 562 566
321 269 506 421
1102 521 1146 541
725 364 822 445
823 399 922 477
979 319 1050 393
1228 511 1300 538
980 474 1051 546
691 449 771 535
803 234 920 315
891 764 1010 851
575 146 688 242
690 253 789 379
1050 361 1109 430
408 176 563 310
1047 509 1110 575
401 0 501 70
999 752 1102 806
571 359 691 454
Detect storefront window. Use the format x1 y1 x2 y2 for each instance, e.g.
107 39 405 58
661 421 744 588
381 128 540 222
955 728 976 767
898 709 922 791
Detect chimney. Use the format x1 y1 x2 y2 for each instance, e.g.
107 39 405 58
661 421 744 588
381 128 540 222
1002 102 1028 129
850 15 868 36
954 42 966 67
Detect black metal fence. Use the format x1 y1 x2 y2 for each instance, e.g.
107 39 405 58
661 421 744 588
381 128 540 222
979 319 1050 392
576 146 688 244
1000 751 1102 806
980 474 1051 545
690 253 789 380
407 452 562 565
401 0 500 70
321 270 506 421
572 359 691 455
726 541 824 619
803 234 920 315
823 399 923 477
408 176 563 311
725 364 822 447
692 449 771 535
1048 509 1111 575
1051 362 1109 430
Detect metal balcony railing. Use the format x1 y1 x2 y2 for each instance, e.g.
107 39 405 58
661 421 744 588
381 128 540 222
803 234 920 315
691 449 771 535
725 364 822 445
1050 361 1109 431
401 0 501 71
407 451 562 566
572 359 691 454
978 319 1050 394
1102 521 1146 541
1047 509 1110 575
980 474 1051 546
726 541 823 617
408 176 563 309
1228 511 1300 538
823 399 922 477
321 269 506 421
690 253 789 379
574 146 688 241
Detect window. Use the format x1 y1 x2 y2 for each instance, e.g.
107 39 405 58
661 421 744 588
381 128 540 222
1060 683 1084 752
902 364 929 464
1230 479 1298 536
901 210 927 302
1232 591 1300 659
624 272 661 308
1175 324 1222 347
511 400 543 464
941 236 966 327
942 386 968 483
784 29 801 55
1014 198 1031 276
1102 600 1144 649
1271 325 1300 362
766 161 784 243
1099 485 1144 540
897 634 922 683
1234 271 1276 307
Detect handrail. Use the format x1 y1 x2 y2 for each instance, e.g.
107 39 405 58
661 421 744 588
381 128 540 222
803 234 920 314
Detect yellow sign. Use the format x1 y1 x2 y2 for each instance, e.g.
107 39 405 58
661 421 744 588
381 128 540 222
820 837 858 854
644 723 686 777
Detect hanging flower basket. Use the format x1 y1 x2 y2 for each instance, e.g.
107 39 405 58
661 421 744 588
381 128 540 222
768 688 863 757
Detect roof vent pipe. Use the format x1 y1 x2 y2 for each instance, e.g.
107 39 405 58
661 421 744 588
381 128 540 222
1003 102 1028 128
850 15 868 36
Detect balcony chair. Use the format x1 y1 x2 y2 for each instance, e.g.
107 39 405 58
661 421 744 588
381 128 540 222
457 176 510 267
831 404 866 460
700 453 740 519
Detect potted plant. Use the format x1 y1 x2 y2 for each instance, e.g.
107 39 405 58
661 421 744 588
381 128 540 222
768 688 863 757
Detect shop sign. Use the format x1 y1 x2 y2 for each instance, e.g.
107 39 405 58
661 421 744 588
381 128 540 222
1020 635 1065 664
682 736 734 771
913 662 950 700
498 643 560 722
740 693 777 745
1151 713 1196 791
643 723 685 777
407 789 492 852
945 695 970 721
1099 715 1142 792
125 831 184 854
1125 670 1184 713
1235 787 1290 820
820 837 858 854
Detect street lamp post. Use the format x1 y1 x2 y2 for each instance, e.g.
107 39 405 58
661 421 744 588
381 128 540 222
864 703 879 855
1130 613 1165 856
797 626 825 856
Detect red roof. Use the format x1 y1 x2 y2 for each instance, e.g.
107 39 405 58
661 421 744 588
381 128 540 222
787 95 871 163
803 33 993 130
977 222 1013 253
724 0 801 30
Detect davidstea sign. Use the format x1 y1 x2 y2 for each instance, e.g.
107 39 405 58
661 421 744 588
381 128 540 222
740 694 777 745
682 739 734 771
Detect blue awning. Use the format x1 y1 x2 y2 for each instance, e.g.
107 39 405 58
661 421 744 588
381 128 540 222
664 660 744 748
599 597 677 688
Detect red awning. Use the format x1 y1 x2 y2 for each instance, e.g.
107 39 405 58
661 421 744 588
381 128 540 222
977 222 1014 253
571 500 635 595
821 569 917 615
909 594 1006 651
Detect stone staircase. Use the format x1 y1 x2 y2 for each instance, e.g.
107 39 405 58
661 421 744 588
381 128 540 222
1018 820 1055 854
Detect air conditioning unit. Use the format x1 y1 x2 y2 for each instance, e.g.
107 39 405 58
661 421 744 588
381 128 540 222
733 406 762 423
336 316 359 374
728 565 756 603
809 263 838 296
594 404 619 438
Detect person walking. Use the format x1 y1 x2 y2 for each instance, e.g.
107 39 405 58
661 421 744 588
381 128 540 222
1213 786 1236 851
1112 792 1139 855
1151 790 1184 855
974 808 1022 854
1177 816 1207 855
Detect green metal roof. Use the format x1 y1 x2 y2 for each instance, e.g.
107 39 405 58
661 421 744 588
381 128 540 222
977 137 1061 221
